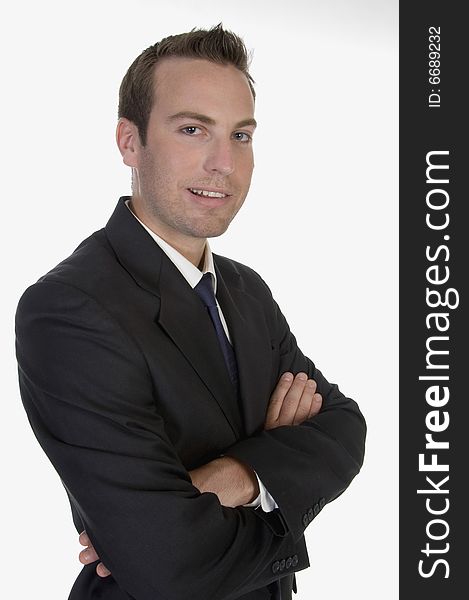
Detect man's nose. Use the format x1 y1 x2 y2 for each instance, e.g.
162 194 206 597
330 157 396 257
203 140 235 176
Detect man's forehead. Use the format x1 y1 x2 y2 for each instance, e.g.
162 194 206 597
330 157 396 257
150 58 255 123
152 57 254 100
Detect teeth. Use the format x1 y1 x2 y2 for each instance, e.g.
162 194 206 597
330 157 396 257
190 188 227 198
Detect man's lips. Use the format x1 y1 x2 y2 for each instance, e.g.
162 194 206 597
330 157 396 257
186 187 233 207
187 187 232 198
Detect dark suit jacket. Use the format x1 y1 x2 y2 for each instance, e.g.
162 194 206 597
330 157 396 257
16 197 366 600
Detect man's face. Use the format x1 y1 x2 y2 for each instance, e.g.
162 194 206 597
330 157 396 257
130 57 256 245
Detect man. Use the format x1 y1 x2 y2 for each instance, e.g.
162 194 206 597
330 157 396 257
16 24 366 600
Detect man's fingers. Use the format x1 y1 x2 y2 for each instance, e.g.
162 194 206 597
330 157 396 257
78 530 111 577
79 530 100 566
266 372 314 429
265 372 294 426
292 379 318 425
294 387 323 424
265 373 323 430
308 392 323 418
96 562 112 578
79 546 100 565
275 372 309 425
79 531 91 547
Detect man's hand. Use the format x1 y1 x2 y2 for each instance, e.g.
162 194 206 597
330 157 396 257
189 372 322 505
77 372 322 575
264 371 322 430
78 531 111 578
189 456 259 507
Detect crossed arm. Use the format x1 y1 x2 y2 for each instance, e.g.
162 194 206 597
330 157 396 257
79 371 323 576
17 278 365 599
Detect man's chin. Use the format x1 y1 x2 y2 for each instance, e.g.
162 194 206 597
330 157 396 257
204 227 229 239
186 219 233 240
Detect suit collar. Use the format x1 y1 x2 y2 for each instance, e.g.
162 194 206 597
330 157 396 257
105 197 243 436
104 196 245 299
123 198 221 292
105 196 165 298
105 197 271 437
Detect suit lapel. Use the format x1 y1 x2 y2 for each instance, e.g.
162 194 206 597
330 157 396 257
157 258 243 438
105 198 243 439
215 260 273 437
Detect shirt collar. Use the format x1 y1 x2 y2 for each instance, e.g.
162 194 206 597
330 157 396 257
125 199 217 291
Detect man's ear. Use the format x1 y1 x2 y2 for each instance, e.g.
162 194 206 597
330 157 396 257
116 118 140 167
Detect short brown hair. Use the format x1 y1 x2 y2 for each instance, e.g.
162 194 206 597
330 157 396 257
118 23 255 146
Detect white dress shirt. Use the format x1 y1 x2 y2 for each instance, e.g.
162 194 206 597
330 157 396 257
125 200 278 512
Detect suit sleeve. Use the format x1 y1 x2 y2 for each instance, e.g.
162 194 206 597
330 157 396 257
16 281 306 600
225 279 367 542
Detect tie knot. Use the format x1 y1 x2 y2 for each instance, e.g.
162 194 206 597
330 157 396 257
194 273 217 308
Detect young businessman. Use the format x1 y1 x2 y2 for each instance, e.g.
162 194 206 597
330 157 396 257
16 25 366 600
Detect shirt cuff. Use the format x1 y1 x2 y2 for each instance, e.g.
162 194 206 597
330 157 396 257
243 471 278 512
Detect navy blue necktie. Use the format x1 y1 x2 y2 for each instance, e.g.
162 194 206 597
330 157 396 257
194 273 239 390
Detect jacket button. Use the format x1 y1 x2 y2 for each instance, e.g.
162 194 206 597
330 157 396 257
286 557 293 569
272 561 280 574
319 497 326 509
279 559 286 571
302 513 309 527
292 554 298 567
307 507 314 521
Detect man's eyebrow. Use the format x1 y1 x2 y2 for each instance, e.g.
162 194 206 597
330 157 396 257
235 117 257 129
167 111 257 129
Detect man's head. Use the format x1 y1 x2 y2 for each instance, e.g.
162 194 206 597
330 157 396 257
116 24 257 260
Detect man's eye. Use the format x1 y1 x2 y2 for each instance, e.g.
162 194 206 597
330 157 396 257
181 126 200 135
233 131 252 142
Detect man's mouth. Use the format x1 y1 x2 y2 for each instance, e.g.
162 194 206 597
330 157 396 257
188 188 229 198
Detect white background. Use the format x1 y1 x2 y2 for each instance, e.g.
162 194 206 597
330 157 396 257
1 1 398 598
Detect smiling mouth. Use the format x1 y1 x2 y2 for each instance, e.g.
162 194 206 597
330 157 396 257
188 188 229 198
